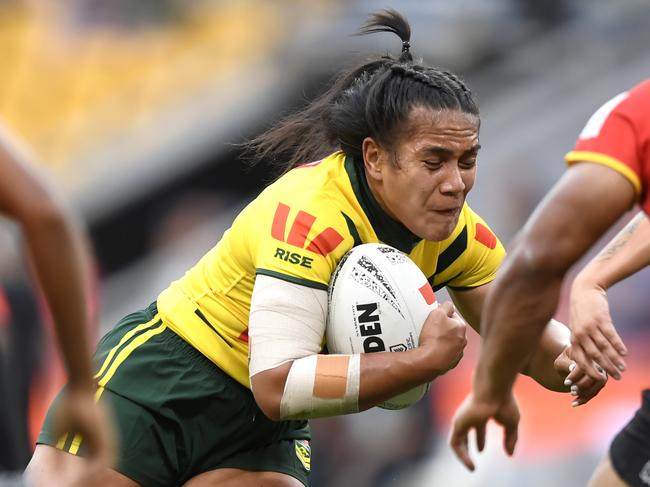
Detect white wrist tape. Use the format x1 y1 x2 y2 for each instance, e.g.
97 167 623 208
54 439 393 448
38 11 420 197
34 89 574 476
280 353 361 420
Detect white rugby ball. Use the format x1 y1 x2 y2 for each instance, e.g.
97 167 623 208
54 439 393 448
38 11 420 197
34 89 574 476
326 243 438 410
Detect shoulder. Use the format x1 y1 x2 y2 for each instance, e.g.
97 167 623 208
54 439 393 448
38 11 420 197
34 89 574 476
241 153 357 288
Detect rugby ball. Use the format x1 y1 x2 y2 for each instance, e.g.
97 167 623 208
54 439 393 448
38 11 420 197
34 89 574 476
326 243 437 410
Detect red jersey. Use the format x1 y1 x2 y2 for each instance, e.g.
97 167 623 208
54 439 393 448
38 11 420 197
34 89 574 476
565 79 650 214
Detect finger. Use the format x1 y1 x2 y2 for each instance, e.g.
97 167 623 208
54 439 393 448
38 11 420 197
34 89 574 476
579 336 621 379
592 328 626 372
476 423 486 452
592 327 625 372
571 397 584 408
450 425 476 471
574 371 607 406
565 355 587 385
566 345 605 383
574 389 595 406
555 354 573 376
503 422 518 457
600 324 628 357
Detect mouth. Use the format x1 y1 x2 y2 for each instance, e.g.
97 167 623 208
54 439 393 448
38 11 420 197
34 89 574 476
432 207 461 218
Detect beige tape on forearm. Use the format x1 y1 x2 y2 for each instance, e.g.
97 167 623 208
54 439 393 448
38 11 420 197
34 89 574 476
279 354 361 420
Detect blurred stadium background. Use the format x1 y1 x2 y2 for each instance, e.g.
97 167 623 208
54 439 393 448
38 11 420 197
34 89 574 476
1 0 649 485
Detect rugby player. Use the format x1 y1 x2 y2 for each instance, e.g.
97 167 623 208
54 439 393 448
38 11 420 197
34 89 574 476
450 79 650 487
27 10 602 487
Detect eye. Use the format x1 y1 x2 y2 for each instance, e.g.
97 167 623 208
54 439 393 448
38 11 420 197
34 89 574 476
459 157 477 169
423 160 442 171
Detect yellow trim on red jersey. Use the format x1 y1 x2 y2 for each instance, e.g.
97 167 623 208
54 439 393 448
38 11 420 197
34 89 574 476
565 150 642 197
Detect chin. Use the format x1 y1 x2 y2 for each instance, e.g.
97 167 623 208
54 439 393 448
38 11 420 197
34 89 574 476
418 219 458 242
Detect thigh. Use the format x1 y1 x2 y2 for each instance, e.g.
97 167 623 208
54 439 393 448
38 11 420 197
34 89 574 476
184 468 303 487
588 456 628 487
190 438 311 487
25 444 139 487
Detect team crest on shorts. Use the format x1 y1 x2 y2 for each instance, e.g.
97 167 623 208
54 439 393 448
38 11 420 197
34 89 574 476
639 460 650 485
295 439 311 471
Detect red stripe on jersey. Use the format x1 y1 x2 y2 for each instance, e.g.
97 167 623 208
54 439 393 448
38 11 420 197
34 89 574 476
271 203 290 241
418 283 436 305
238 327 249 343
475 223 497 249
306 227 344 256
287 211 316 248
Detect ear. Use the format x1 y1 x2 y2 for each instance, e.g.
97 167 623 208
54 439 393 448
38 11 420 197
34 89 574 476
362 137 385 182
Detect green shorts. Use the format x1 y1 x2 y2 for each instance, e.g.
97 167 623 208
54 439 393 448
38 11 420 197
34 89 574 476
38 302 311 487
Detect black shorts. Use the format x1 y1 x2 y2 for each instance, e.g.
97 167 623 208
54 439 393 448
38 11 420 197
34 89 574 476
610 389 650 487
38 302 311 487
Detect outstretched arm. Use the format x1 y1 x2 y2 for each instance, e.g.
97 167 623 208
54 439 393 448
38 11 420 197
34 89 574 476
0 125 113 463
450 162 636 470
567 211 650 384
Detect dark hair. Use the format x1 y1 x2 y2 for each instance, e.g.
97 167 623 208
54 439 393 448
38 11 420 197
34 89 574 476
243 9 478 174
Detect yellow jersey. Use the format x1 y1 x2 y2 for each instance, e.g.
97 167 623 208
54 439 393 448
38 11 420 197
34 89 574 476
157 152 505 387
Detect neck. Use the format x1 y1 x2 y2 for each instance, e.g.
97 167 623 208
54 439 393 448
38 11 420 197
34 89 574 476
364 173 398 222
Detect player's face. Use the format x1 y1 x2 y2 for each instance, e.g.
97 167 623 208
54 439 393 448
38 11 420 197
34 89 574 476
363 106 480 241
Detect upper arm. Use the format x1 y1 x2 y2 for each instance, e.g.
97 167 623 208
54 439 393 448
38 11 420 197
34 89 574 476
448 283 489 334
248 275 328 416
0 126 62 223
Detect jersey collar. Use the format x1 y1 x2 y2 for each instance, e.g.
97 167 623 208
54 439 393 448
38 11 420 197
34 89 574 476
344 155 422 253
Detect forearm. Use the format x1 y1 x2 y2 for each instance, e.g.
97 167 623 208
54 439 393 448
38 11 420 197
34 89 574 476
24 209 94 390
254 346 445 421
575 212 650 291
358 347 442 410
521 318 570 391
474 253 563 401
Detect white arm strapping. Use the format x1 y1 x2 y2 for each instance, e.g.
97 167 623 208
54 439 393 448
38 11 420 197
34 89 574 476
248 274 328 376
248 275 360 419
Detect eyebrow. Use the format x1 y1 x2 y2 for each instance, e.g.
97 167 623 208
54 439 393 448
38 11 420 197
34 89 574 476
420 144 481 157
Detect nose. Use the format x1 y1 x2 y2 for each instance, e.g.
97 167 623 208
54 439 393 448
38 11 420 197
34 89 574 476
439 165 465 195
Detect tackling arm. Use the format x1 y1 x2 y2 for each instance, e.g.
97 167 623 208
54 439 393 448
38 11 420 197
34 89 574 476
449 163 636 471
473 163 635 403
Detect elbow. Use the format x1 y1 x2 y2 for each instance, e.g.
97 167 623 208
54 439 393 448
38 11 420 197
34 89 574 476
20 193 72 235
253 391 282 422
250 363 292 422
506 237 574 283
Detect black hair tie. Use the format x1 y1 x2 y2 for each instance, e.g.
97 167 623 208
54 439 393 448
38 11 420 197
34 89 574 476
401 40 410 53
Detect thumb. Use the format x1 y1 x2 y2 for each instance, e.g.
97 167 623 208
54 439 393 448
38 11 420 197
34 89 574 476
439 301 455 317
553 352 573 375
